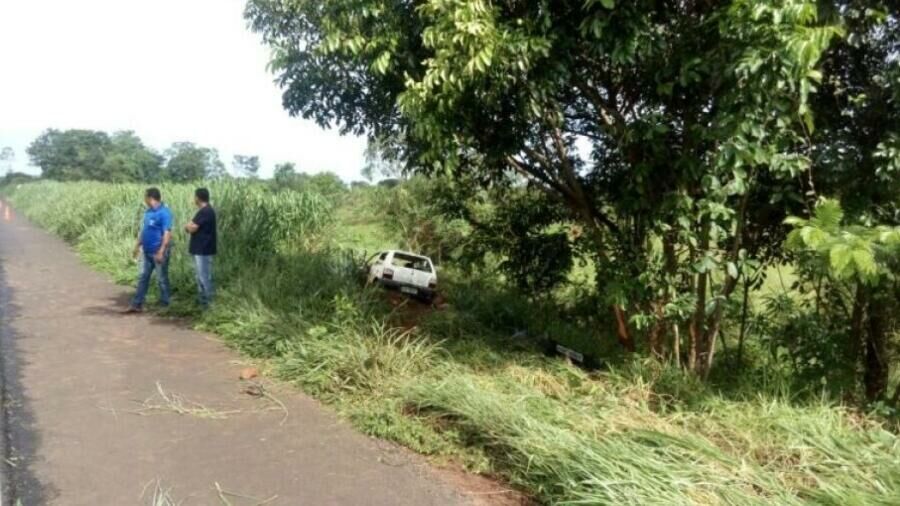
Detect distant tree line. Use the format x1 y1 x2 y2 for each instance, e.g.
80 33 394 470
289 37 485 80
22 129 356 195
24 129 270 183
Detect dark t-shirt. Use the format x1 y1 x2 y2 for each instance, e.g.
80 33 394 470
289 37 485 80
189 205 217 256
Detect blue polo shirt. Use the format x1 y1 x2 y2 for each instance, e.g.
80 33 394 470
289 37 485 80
141 204 173 253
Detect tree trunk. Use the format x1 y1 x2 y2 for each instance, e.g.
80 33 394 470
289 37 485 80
697 179 750 377
702 313 723 379
648 302 666 359
657 232 678 362
717 325 729 365
613 305 635 352
736 280 751 370
849 284 866 387
689 219 711 373
697 272 740 378
864 292 888 402
672 322 681 368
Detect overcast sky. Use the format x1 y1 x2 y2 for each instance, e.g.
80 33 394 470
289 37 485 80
0 0 367 180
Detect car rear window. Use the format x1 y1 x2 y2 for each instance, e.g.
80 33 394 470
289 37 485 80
392 253 432 273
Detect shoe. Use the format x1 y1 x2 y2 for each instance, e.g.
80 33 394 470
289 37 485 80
123 306 143 314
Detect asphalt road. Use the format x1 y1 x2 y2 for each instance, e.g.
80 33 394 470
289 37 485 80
0 203 466 505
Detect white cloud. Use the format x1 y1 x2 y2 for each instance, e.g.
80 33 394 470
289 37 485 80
0 0 367 180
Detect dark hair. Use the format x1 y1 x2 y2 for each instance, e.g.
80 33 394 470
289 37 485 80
195 187 210 203
145 187 162 201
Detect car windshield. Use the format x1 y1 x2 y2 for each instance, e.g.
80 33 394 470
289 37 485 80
392 253 432 273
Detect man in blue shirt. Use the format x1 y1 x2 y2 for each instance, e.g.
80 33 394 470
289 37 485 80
126 187 173 312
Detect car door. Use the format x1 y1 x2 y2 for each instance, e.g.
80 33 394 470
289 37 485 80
409 258 434 288
369 252 387 282
389 252 415 285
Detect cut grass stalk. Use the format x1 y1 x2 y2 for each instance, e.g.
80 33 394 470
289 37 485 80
142 479 181 506
135 382 242 420
214 482 277 506
242 382 290 425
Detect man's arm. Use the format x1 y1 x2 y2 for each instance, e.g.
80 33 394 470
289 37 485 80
154 210 173 263
185 209 206 234
133 227 142 258
155 230 171 263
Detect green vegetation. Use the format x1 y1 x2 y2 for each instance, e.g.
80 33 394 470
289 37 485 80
5 179 900 504
246 0 899 403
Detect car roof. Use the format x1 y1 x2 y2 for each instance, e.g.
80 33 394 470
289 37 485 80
383 250 432 260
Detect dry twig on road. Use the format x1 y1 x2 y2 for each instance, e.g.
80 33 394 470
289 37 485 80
214 482 278 506
133 382 242 420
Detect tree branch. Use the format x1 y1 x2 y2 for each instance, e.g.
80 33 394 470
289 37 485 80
547 127 622 237
572 74 627 135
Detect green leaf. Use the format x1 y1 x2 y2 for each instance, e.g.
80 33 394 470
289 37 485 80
694 255 717 273
800 226 827 248
726 262 738 279
829 243 851 275
600 0 615 9
813 199 843 230
802 109 815 135
851 248 877 279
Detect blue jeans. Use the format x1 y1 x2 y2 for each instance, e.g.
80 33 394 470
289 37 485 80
132 249 171 307
193 255 214 306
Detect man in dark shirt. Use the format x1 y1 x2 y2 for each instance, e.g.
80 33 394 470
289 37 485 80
184 188 217 307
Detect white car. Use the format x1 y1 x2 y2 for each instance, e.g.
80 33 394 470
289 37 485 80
367 250 437 301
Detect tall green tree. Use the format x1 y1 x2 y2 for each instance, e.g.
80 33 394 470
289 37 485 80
100 131 163 182
163 142 226 182
27 129 112 181
247 0 840 375
25 129 163 182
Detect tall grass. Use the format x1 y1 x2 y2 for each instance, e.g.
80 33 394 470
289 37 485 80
5 180 900 505
405 367 900 504
8 180 335 301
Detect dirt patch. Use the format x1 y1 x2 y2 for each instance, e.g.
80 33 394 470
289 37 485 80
431 464 535 506
384 290 445 331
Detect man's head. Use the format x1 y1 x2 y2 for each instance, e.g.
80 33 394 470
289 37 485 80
144 187 162 207
194 188 210 207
